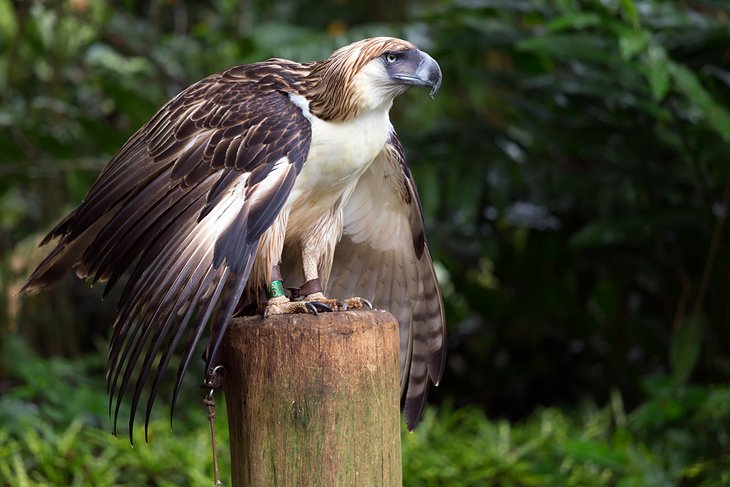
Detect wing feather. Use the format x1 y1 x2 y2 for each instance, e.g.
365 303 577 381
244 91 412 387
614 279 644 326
328 133 446 430
24 60 313 441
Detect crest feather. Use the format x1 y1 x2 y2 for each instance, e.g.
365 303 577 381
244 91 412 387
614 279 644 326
305 37 416 121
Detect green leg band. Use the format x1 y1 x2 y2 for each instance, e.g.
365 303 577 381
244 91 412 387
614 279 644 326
267 280 286 299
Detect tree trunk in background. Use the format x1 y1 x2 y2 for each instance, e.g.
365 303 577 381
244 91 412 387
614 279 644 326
222 309 402 487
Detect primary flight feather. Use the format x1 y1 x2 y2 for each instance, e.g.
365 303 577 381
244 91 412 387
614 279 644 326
23 37 446 440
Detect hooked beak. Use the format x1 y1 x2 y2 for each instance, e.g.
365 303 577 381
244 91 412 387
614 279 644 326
391 50 442 97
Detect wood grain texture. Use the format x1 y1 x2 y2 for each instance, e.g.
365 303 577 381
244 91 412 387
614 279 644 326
222 309 402 487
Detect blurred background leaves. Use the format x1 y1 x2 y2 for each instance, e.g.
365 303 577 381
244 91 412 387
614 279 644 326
1 0 730 485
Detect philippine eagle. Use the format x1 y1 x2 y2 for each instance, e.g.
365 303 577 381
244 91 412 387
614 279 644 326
24 37 446 438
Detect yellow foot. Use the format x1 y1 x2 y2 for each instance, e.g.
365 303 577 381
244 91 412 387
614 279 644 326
264 295 337 318
301 292 372 311
341 297 373 310
302 292 341 312
262 294 373 318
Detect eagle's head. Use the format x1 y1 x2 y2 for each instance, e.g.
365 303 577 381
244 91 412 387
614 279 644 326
306 37 442 121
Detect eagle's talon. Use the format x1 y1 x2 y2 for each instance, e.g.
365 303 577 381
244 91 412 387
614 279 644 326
305 302 319 315
309 301 334 313
338 300 348 311
265 297 339 316
341 297 373 310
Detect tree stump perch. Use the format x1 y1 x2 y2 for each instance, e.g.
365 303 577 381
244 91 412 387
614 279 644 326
221 309 402 487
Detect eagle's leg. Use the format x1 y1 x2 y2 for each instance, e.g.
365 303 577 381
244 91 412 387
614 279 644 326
262 256 338 316
296 244 373 311
262 227 372 316
296 243 341 310
261 265 318 317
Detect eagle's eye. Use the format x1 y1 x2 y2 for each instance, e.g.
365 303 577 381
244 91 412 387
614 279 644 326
384 53 399 64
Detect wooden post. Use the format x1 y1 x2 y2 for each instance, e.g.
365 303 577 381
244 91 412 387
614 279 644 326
221 309 402 487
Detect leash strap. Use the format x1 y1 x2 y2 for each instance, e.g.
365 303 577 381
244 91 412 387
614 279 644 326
203 365 226 486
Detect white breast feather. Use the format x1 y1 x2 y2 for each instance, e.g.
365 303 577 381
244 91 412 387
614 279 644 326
287 93 393 210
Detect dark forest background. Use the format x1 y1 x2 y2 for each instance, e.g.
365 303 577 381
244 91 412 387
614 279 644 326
1 1 730 485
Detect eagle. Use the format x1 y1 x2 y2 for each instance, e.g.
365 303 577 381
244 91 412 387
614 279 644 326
23 37 446 440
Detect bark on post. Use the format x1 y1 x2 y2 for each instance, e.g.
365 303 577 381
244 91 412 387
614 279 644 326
221 309 402 487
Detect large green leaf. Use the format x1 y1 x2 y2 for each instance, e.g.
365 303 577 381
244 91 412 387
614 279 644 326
670 315 704 386
669 62 730 141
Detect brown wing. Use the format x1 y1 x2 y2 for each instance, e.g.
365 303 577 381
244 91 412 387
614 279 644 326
327 133 446 430
23 61 312 442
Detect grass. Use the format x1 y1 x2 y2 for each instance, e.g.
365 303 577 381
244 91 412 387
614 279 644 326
2 336 729 486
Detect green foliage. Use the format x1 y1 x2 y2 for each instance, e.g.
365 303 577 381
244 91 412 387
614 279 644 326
2 1 730 482
3 341 730 485
0 337 230 486
404 383 730 486
410 0 730 415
